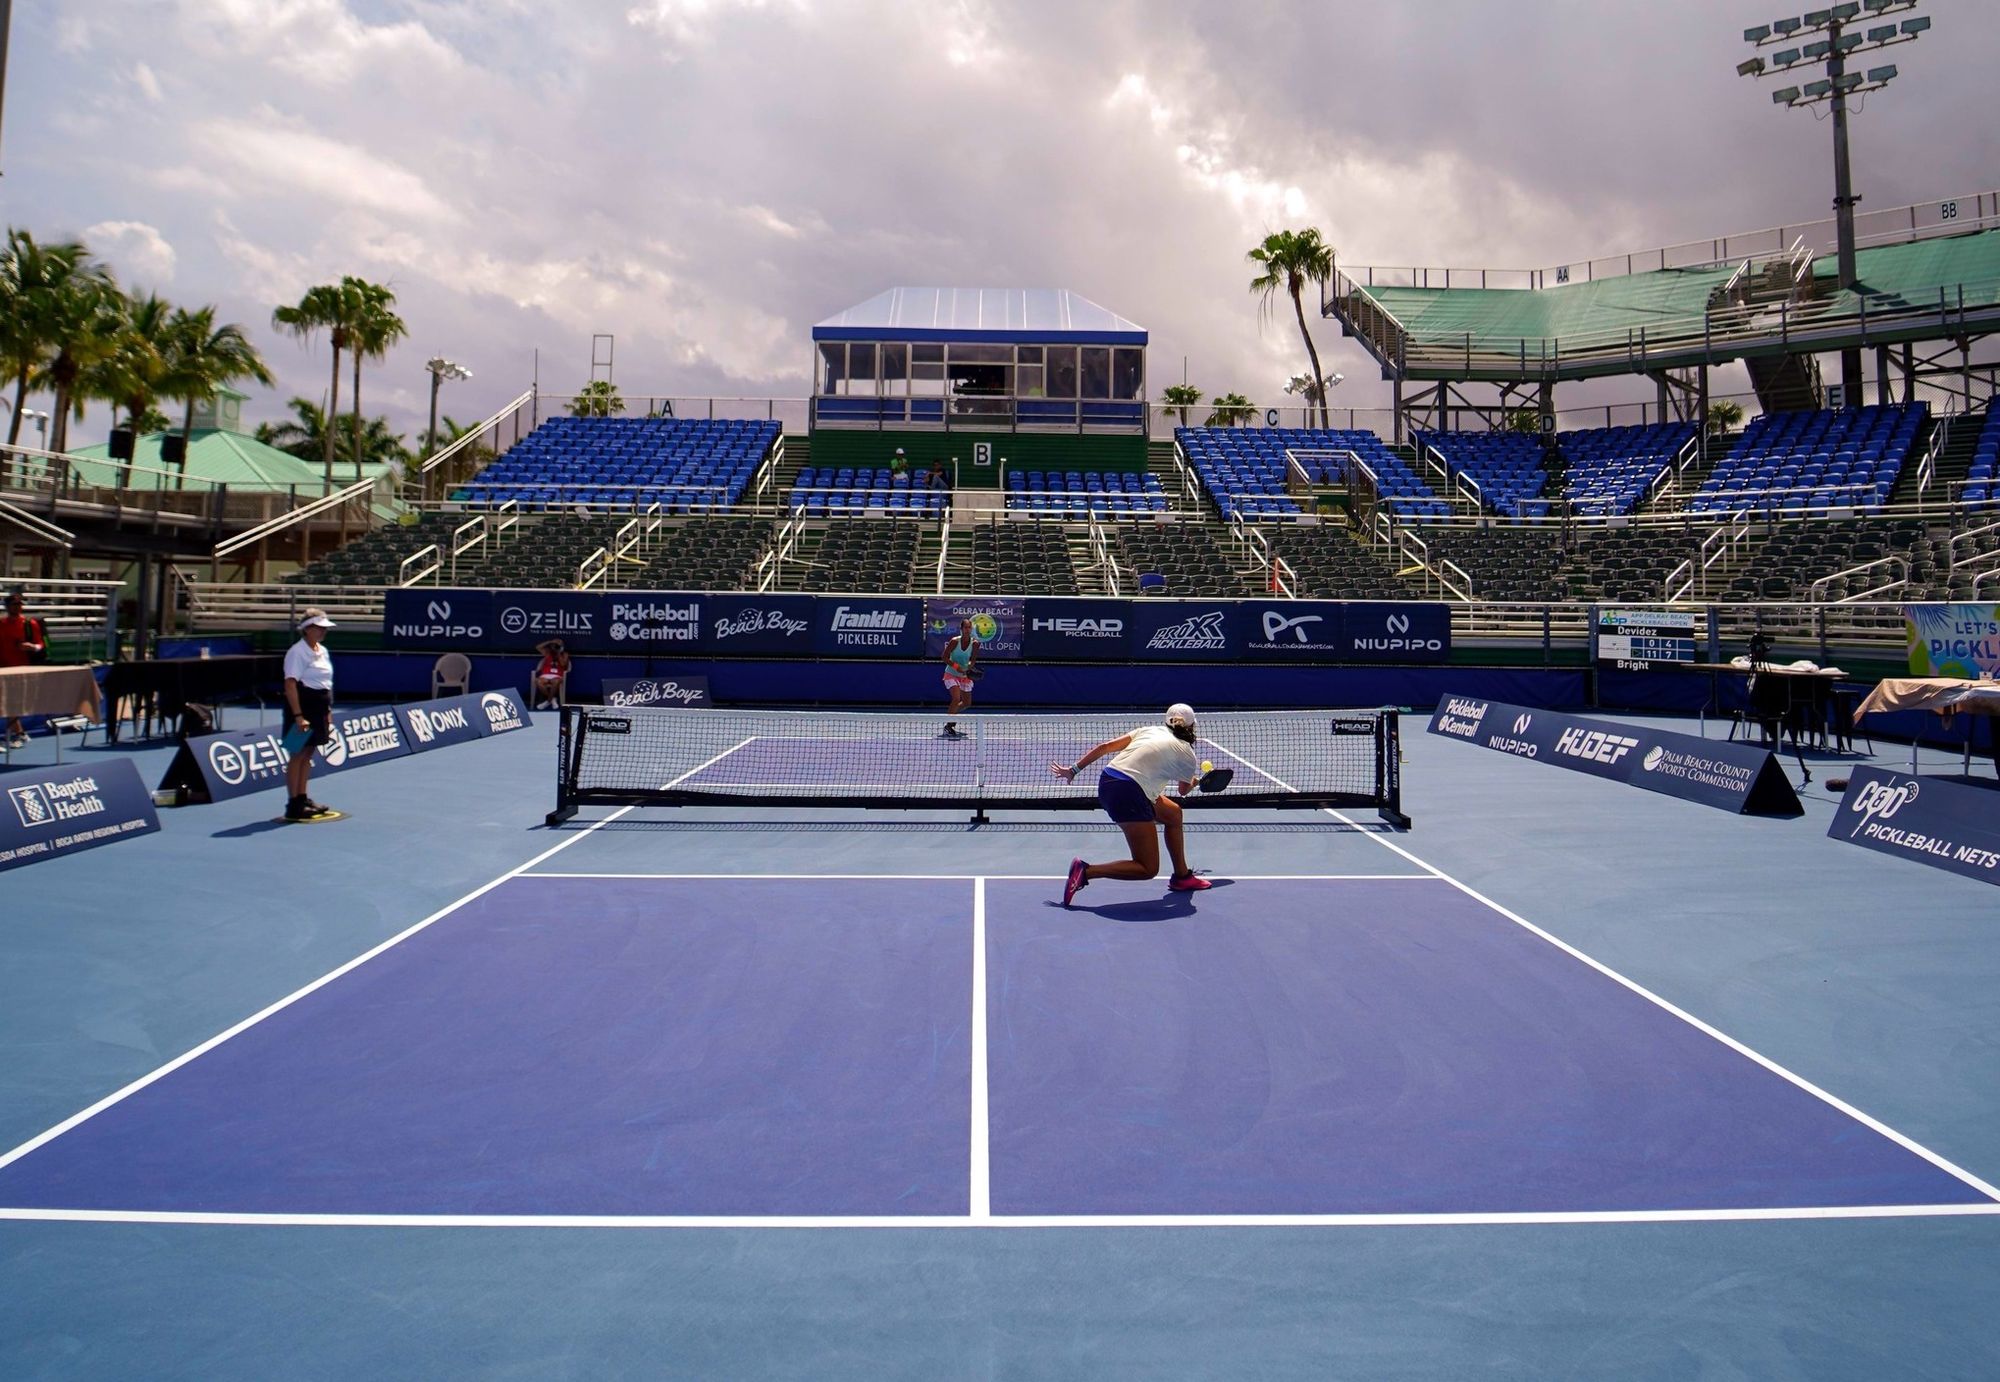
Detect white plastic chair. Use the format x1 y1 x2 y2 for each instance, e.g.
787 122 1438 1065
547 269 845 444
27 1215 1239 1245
431 652 471 699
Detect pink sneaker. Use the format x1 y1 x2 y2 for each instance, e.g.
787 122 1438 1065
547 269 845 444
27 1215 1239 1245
1062 858 1089 908
1168 871 1212 892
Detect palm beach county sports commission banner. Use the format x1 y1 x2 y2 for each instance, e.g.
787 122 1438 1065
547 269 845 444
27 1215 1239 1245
157 690 530 804
1427 695 1802 816
384 589 1453 665
1905 603 2000 678
0 760 160 873
1828 768 2000 888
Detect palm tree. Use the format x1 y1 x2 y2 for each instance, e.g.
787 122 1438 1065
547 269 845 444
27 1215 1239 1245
165 305 273 452
1 231 103 450
340 276 407 480
37 273 125 456
1163 383 1203 428
570 380 623 417
1205 392 1255 427
1248 228 1335 428
257 397 411 473
273 284 352 493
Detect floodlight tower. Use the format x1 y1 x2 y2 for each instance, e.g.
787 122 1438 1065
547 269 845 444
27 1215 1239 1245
1739 1 1931 400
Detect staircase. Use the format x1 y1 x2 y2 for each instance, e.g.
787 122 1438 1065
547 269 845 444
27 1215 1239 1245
1746 353 1824 414
914 521 950 595
1147 439 1199 514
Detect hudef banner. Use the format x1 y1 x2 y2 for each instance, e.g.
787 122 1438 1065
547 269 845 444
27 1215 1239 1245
383 590 1455 664
599 675 713 708
160 690 530 803
1905 603 2000 678
0 759 160 873
1427 695 1802 816
1828 768 2000 887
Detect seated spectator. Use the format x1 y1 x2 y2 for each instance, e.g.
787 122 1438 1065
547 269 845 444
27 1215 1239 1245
533 639 570 709
889 447 909 478
926 459 948 490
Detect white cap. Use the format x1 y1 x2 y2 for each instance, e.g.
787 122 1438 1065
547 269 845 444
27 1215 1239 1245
299 612 336 630
1165 702 1196 730
895 447 906 455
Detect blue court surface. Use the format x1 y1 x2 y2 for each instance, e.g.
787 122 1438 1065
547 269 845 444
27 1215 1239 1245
3 709 1998 1377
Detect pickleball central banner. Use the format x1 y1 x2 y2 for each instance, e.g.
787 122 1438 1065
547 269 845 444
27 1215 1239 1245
1905 603 2000 678
1427 695 1802 816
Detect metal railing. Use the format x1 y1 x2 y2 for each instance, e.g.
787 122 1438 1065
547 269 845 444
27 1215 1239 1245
181 581 387 632
1809 553 1908 603
212 475 382 560
5 578 121 658
397 544 442 587
414 386 534 482
1948 520 2000 571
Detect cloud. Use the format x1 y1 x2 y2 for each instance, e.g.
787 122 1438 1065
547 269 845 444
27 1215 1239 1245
187 114 457 223
84 221 178 285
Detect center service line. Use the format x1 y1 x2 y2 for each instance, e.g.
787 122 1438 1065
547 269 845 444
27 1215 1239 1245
971 877 991 1221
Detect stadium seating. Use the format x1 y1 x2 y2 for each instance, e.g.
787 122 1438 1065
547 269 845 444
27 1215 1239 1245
794 521 922 592
615 517 776 591
1415 430 1550 519
1554 422 1697 516
789 466 948 518
1966 407 2000 508
1688 403 1926 515
1004 470 1168 515
1270 526 1413 600
1115 522 1251 596
968 520 1080 594
1175 427 1448 521
456 417 779 509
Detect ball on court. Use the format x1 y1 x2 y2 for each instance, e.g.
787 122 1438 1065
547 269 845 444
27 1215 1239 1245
1201 760 1213 774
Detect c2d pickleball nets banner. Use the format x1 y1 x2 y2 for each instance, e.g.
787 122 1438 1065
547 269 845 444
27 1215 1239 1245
0 759 160 872
1828 768 2000 887
1427 695 1802 816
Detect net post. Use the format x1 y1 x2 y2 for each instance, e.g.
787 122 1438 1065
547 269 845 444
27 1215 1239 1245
548 705 583 826
1377 709 1412 830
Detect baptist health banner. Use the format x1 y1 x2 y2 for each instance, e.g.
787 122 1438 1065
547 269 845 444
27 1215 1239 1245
1905 603 2000 678
386 588 1452 665
160 690 530 804
0 759 160 873
1427 695 1802 816
1828 768 2000 888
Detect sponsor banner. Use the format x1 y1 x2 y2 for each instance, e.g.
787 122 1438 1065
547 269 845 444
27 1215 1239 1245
1128 602 1236 662
1905 603 2000 678
599 593 703 653
474 689 530 736
383 588 494 651
704 595 817 655
1022 599 1131 661
1340 603 1452 663
493 590 608 652
813 598 925 658
397 696 486 752
1427 696 1800 815
0 759 160 873
600 675 713 709
168 724 373 803
924 597 1024 660
1828 768 2000 887
320 706 412 771
1235 601 1348 661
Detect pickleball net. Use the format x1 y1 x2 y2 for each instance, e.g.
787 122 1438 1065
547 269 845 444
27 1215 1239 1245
548 706 1409 827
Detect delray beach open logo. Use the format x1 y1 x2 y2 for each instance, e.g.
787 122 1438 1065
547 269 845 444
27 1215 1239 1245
1147 611 1228 652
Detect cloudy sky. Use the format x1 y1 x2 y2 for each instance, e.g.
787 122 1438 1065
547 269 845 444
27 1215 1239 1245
3 0 1995 443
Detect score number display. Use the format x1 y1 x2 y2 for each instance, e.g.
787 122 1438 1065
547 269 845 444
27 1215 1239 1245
1597 607 1698 670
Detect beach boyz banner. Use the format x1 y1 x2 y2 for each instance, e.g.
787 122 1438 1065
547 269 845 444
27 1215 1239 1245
1427 695 1802 816
599 675 713 709
0 759 159 873
1828 768 2000 888
161 690 530 803
1905 603 2000 678
924 597 1025 660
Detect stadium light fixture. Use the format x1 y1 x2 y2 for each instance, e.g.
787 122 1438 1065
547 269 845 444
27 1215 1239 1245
1803 39 1831 58
1738 57 1766 76
1834 71 1863 92
1774 47 1802 66
1865 63 1897 83
1773 86 1802 104
1866 23 1897 41
423 356 475 477
1831 2 1861 20
1900 15 1930 34
1745 23 1772 41
1804 9 1831 24
1836 32 1863 51
1803 78 1834 97
1773 16 1804 33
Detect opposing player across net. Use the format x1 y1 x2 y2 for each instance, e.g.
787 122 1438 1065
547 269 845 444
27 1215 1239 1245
547 706 1410 827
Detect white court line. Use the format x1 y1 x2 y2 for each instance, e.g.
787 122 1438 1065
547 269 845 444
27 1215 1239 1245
1221 746 2000 1208
3 1204 1996 1229
523 872 1436 881
970 878 991 1221
0 736 759 1182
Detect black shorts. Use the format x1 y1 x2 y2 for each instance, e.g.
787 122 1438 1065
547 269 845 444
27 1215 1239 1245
1097 767 1157 823
297 686 333 751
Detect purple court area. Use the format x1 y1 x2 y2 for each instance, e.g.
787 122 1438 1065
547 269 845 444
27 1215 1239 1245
673 732 1106 795
0 877 973 1216
0 874 1985 1220
982 877 1990 1216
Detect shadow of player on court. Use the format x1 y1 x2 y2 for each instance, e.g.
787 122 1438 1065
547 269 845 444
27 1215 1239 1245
1049 877 1236 922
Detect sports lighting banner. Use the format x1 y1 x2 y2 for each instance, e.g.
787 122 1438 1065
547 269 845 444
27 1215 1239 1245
1022 598 1131 661
1828 768 2000 887
812 598 925 658
161 690 529 803
0 759 159 873
1427 695 1801 816
599 675 713 709
924 597 1024 660
1905 604 2000 679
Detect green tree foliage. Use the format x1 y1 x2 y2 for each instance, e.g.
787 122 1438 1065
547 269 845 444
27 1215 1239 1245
1248 228 1335 428
570 380 624 418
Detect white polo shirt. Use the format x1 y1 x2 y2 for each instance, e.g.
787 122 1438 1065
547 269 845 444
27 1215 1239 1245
1107 725 1200 802
284 638 334 692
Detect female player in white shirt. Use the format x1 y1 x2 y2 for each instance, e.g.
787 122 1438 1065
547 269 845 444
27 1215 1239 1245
1051 702 1213 906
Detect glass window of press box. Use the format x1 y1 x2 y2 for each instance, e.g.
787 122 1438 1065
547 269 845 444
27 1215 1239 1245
818 341 1146 401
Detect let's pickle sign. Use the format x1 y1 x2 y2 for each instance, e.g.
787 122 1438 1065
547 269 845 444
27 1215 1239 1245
1905 602 2000 679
